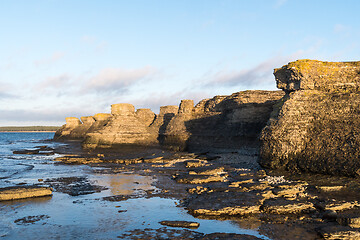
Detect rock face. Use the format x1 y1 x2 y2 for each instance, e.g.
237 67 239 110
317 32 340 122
55 91 284 150
54 114 111 140
260 59 360 176
54 117 82 139
83 103 157 148
163 91 284 151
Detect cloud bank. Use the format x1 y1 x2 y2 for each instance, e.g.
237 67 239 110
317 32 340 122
84 66 157 94
204 54 303 89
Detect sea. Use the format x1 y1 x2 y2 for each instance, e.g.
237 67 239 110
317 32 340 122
0 132 269 239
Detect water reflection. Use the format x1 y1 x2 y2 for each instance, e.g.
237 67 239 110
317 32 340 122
92 173 155 195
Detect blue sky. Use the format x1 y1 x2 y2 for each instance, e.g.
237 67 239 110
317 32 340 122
1 0 359 126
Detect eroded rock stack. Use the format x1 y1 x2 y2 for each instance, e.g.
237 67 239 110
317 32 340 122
260 60 360 176
54 114 111 140
55 91 284 151
54 117 82 140
163 91 285 151
83 104 157 148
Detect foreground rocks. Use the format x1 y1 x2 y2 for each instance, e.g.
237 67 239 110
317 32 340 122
0 186 52 201
116 228 262 240
51 148 360 239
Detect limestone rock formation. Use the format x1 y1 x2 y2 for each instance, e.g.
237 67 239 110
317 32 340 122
136 108 156 126
83 103 157 148
260 59 360 176
55 91 284 150
163 91 284 151
149 105 178 142
54 114 111 140
54 117 82 139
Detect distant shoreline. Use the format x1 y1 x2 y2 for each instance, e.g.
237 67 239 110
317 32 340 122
0 126 60 132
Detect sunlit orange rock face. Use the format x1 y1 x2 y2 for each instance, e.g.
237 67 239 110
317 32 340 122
260 59 360 176
55 90 284 151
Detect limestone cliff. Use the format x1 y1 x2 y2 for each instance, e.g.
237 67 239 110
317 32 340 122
163 91 285 151
54 114 111 140
55 91 284 151
260 60 360 176
82 104 157 148
54 117 82 140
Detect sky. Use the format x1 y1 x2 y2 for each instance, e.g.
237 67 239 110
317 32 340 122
1 0 359 126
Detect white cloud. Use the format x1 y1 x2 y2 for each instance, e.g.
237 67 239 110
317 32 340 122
34 51 65 66
84 66 157 94
39 74 70 90
0 82 16 99
203 52 305 89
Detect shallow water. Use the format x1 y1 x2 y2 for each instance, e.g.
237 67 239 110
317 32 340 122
0 132 270 239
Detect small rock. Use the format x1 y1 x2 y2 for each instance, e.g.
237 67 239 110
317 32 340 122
322 210 338 220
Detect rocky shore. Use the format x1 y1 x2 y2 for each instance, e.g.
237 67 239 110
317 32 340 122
48 59 360 238
55 59 360 178
41 143 360 239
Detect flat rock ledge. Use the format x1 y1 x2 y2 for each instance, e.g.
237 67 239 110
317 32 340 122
159 220 200 229
318 225 360 240
0 186 52 201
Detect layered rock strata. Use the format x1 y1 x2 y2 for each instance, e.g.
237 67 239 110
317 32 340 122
54 114 111 140
54 117 82 139
163 91 285 151
260 60 360 176
55 91 284 150
83 104 158 148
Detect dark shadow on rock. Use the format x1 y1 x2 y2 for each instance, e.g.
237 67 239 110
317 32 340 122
177 100 281 152
158 113 176 145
